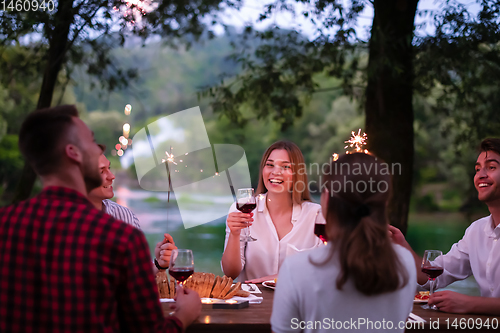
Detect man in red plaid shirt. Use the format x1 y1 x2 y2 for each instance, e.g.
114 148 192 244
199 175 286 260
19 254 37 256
0 105 201 332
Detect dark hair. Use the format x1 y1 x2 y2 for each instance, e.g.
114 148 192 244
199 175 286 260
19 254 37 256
18 105 79 176
255 140 311 205
479 138 500 156
317 153 408 296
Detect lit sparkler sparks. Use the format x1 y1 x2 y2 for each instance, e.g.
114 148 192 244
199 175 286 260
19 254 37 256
344 129 368 153
332 129 370 160
162 151 177 165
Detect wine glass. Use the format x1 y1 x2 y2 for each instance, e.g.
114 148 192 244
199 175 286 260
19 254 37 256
421 250 443 310
314 209 327 244
236 188 257 242
169 249 194 286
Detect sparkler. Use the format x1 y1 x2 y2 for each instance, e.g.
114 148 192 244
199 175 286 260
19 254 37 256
332 129 370 160
344 129 368 153
162 151 178 166
162 147 176 232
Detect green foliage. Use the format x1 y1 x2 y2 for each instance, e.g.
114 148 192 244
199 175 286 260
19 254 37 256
0 45 42 134
72 32 241 123
82 110 126 156
414 1 500 148
65 30 476 215
406 213 470 255
0 134 23 203
413 193 440 213
201 26 365 131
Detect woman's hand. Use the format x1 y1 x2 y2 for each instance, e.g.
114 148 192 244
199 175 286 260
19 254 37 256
227 212 253 236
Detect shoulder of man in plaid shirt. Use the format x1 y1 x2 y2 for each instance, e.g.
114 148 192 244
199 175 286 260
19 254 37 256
0 186 181 333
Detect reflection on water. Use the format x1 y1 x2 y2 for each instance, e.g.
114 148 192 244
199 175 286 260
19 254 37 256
116 187 481 296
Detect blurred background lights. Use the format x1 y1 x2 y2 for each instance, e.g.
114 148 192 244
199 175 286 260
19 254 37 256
124 104 132 115
123 123 130 137
117 149 124 156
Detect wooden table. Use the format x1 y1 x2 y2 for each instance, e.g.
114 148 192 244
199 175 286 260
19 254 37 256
162 288 499 332
409 304 499 332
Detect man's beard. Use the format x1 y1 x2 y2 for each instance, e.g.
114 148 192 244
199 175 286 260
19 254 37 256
82 152 102 193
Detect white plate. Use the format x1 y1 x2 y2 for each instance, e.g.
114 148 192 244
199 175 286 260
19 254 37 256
262 280 276 290
161 294 264 304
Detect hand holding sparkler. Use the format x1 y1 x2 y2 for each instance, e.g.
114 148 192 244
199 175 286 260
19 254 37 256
155 233 177 268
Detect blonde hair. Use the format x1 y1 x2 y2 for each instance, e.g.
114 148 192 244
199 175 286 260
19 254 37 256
255 140 311 205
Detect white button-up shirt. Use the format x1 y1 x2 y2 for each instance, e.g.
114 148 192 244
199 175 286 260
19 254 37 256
223 193 324 281
423 215 500 297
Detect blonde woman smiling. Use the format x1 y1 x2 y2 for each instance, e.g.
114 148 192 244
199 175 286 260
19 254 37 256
222 141 324 283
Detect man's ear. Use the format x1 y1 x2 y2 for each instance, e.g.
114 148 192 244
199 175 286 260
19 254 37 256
65 144 83 164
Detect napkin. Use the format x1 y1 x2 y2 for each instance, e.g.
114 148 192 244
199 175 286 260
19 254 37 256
233 294 263 304
407 312 426 323
241 283 261 293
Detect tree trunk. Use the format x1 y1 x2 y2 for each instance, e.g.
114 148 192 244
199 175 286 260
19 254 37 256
364 0 419 235
11 0 74 203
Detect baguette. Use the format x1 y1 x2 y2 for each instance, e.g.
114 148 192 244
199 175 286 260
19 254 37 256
169 279 176 298
210 276 222 298
156 272 249 299
235 289 250 297
217 276 233 298
155 271 170 298
223 282 242 299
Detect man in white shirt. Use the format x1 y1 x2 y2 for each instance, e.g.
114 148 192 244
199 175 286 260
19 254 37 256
88 144 176 272
390 138 500 315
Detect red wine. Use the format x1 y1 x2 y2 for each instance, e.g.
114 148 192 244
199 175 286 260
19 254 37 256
422 266 443 279
314 223 327 243
169 268 194 282
236 203 256 213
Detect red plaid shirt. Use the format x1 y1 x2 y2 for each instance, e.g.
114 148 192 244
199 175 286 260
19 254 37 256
0 187 182 332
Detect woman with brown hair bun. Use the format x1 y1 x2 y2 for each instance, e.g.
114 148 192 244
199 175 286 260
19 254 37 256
222 140 324 282
271 153 416 333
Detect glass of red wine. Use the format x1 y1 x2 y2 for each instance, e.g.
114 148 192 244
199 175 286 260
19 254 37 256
314 209 327 244
421 249 443 310
169 249 194 287
236 188 257 242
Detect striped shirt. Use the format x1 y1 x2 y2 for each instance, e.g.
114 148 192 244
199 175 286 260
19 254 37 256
102 199 141 229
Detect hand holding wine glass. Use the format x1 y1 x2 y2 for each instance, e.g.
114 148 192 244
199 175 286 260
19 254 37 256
236 188 257 242
421 250 443 310
314 209 327 244
169 249 194 286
